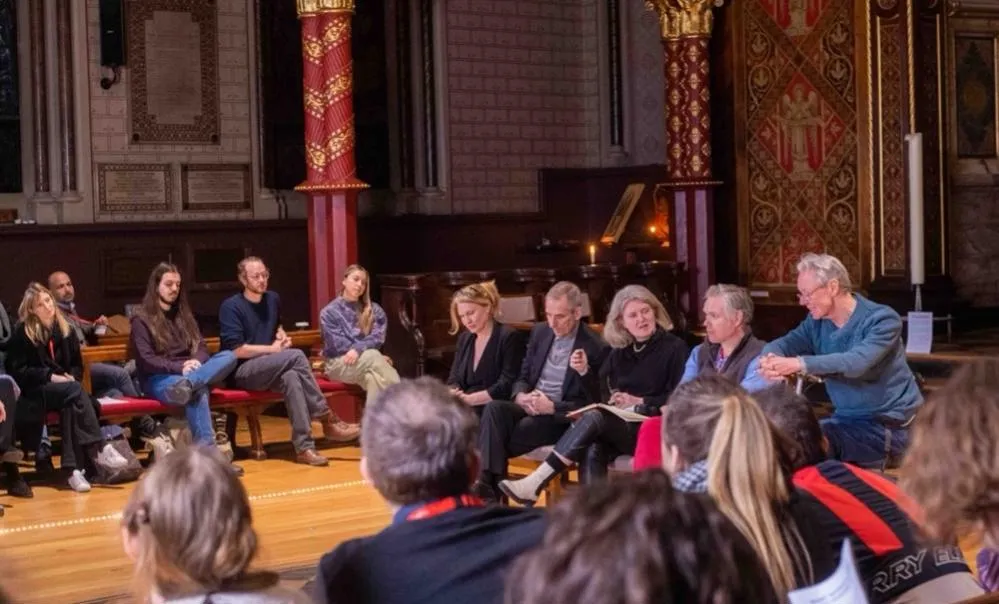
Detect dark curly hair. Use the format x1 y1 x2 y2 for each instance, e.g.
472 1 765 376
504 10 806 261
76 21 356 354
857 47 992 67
505 470 776 604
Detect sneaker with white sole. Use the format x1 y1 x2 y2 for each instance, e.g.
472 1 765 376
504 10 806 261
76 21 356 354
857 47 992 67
97 443 130 470
143 432 175 460
68 469 91 492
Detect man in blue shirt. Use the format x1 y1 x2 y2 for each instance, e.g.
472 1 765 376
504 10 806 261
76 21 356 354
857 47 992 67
219 257 359 466
759 253 922 469
680 284 772 392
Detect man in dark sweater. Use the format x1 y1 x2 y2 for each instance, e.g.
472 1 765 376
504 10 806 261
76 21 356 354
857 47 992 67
219 257 359 466
314 377 545 604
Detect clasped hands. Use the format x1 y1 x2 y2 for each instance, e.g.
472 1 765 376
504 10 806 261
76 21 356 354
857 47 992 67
757 353 803 380
269 327 292 354
515 390 555 416
50 372 75 383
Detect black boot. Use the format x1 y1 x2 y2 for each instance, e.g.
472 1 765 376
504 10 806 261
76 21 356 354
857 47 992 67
2 462 32 498
471 472 502 503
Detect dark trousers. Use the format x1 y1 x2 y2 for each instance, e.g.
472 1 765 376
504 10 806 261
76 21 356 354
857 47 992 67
0 397 14 453
552 409 640 481
21 382 103 470
478 400 571 480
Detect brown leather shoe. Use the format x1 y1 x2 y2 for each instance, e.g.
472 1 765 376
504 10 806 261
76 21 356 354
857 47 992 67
321 413 361 443
295 449 330 466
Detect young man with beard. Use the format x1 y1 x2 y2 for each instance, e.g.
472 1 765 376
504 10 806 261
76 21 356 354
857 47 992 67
219 257 359 467
129 263 242 474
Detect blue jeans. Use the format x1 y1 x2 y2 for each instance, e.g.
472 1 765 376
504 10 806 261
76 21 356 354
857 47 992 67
143 351 237 446
821 415 909 470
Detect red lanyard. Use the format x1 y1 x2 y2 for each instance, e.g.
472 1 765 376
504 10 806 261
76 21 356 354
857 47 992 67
406 495 485 521
48 338 55 360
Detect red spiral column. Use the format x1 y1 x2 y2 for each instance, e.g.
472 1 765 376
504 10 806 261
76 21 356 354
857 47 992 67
297 0 369 324
649 0 721 320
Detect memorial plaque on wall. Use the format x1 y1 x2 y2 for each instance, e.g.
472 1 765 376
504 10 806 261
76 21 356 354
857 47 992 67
126 0 220 143
101 247 178 296
97 163 173 213
181 163 252 211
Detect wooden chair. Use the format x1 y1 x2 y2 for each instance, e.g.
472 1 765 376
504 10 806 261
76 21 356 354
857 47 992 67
507 446 566 505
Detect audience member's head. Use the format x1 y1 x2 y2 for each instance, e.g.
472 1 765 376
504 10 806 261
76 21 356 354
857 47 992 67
138 263 199 353
754 384 827 470
46 271 74 305
702 284 753 345
236 256 269 296
602 284 673 348
506 469 776 604
120 446 274 600
795 253 852 320
341 264 374 334
360 377 479 507
17 282 70 345
662 376 810 601
902 359 999 545
448 280 500 336
544 281 585 338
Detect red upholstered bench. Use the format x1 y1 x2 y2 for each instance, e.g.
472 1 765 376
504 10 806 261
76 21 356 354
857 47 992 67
77 330 368 460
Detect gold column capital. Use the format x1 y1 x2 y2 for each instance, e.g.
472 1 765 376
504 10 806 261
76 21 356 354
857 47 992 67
645 0 718 39
297 0 355 17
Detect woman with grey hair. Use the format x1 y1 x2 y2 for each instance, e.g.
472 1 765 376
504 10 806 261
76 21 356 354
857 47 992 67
758 252 922 470
499 285 688 506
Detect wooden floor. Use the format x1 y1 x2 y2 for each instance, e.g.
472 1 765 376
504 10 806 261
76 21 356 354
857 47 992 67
0 416 392 603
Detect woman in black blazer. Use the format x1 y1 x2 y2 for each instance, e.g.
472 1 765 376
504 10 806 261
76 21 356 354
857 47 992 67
5 283 130 492
446 281 526 409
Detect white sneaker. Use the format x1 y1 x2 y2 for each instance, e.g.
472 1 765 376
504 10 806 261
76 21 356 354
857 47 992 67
68 469 91 493
97 443 130 470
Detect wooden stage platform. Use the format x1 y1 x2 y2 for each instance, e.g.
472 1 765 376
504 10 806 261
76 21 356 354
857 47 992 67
0 417 392 603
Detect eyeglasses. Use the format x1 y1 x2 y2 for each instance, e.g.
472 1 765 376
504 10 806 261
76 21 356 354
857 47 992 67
797 283 828 303
247 272 270 281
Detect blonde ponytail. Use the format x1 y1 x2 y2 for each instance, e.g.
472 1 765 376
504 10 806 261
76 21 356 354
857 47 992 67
664 377 814 602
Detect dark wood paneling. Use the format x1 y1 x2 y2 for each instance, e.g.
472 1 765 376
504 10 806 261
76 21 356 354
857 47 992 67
0 220 311 335
359 165 675 275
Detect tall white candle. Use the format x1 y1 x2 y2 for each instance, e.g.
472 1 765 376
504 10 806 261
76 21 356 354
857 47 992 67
906 133 925 285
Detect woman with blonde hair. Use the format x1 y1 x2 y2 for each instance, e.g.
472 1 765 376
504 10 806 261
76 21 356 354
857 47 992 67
445 281 526 409
5 283 130 492
500 285 687 506
320 264 400 406
121 446 311 603
662 376 835 601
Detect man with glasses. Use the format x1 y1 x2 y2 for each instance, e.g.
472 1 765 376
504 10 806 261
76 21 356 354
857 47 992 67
219 257 360 467
758 252 922 469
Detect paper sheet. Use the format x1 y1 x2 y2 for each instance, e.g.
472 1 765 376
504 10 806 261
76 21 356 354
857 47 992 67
905 312 934 355
788 540 868 604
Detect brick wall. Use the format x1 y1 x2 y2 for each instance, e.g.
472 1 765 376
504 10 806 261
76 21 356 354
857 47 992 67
86 0 255 222
445 0 602 214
